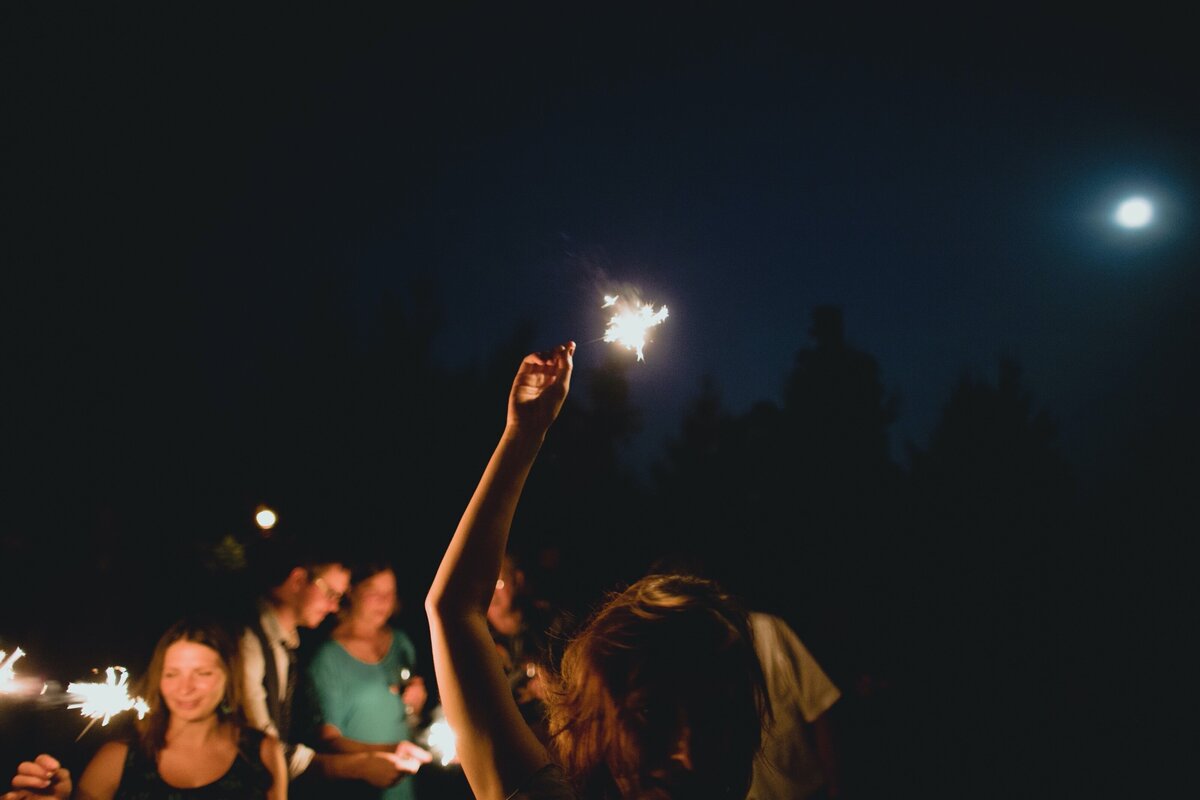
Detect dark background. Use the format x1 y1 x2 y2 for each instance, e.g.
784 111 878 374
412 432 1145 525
3 4 1197 797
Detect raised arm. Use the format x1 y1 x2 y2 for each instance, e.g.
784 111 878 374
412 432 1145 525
425 342 574 800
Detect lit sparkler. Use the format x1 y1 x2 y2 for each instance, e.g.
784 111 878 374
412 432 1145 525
417 705 459 766
602 295 669 362
67 666 150 738
0 647 25 693
426 719 458 766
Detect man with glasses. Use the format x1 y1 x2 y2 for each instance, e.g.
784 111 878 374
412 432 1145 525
241 539 426 790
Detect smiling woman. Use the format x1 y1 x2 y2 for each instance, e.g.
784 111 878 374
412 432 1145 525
2 619 288 800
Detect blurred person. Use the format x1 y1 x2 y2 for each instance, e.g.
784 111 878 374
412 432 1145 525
746 612 842 800
306 562 428 800
240 545 427 793
487 552 556 742
647 555 843 800
425 342 769 800
4 618 287 800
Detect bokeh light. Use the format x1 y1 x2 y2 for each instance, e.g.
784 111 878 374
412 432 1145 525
1114 196 1153 228
254 506 278 530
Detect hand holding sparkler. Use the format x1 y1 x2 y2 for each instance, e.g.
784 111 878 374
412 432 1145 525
506 341 575 438
3 755 72 800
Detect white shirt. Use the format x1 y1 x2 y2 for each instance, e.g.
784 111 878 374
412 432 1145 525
240 603 315 778
748 611 841 800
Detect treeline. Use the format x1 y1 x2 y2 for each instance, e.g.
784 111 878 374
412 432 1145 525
4 279 1193 798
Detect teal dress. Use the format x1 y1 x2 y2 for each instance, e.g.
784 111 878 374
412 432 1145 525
307 629 419 800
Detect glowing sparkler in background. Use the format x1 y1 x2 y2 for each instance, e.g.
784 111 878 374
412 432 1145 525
0 647 26 694
426 719 458 766
417 705 459 767
67 666 150 738
602 295 669 362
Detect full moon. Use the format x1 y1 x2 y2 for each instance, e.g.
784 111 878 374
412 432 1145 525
1114 196 1153 229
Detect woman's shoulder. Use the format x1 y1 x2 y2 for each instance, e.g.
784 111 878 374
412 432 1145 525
90 739 132 771
388 626 417 657
76 740 131 800
307 635 348 668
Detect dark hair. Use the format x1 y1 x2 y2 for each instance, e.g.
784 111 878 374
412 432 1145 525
250 533 345 590
545 575 769 799
342 561 397 614
136 618 244 758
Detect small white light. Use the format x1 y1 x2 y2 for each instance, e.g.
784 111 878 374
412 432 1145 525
255 507 277 530
1115 196 1153 229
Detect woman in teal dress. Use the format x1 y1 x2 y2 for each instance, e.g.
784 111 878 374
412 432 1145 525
307 564 428 800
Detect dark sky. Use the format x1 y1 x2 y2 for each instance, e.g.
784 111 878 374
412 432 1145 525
5 4 1197 476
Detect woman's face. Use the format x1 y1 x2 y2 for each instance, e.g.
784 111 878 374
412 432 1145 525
351 569 397 630
158 640 227 723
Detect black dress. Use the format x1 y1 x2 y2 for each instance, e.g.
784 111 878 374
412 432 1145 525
114 728 272 800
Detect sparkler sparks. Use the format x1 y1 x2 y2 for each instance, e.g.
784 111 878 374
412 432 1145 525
0 647 25 694
425 718 458 766
67 667 150 732
602 295 669 362
416 705 459 767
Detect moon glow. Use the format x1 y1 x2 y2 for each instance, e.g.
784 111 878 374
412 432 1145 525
1114 196 1153 229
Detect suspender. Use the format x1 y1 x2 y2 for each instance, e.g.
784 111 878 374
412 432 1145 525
249 620 287 740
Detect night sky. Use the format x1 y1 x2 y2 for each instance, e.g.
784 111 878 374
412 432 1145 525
4 4 1198 795
6 6 1197 468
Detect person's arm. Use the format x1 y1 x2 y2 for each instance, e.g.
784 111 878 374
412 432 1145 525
259 736 288 800
239 629 279 737
4 753 74 800
309 752 427 789
425 342 574 800
3 743 125 800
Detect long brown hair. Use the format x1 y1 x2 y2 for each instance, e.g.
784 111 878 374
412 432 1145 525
136 618 245 758
545 575 769 799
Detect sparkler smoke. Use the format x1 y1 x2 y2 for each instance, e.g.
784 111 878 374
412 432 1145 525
67 666 150 735
601 295 669 362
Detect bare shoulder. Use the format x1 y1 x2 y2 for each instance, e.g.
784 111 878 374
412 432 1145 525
75 741 128 800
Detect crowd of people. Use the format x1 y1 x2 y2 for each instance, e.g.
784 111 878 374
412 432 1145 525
5 342 844 800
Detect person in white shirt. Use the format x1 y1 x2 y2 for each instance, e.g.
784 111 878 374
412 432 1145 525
240 544 428 791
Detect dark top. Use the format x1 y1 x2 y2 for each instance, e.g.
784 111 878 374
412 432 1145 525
114 728 273 800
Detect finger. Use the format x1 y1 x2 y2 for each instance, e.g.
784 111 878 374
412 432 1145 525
31 758 58 774
15 764 50 780
395 758 423 774
400 742 433 763
11 776 51 790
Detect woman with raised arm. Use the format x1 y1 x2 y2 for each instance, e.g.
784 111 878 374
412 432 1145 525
426 342 768 800
5 619 287 800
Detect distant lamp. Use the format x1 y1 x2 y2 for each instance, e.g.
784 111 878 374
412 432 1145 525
255 506 278 531
1114 196 1153 229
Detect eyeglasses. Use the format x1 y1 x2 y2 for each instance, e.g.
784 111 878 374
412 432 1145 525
312 575 344 605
